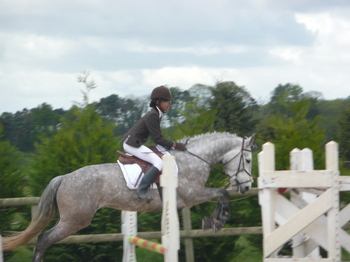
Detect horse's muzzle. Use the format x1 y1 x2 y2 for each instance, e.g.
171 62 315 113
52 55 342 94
232 184 240 192
232 178 252 194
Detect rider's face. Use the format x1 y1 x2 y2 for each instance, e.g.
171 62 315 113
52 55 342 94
159 99 171 112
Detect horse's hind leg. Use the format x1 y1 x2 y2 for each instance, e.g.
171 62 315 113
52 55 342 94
32 217 93 262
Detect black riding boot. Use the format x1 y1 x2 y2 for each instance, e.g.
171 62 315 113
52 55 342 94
136 166 160 201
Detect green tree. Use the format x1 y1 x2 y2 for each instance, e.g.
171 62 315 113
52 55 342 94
27 74 122 261
338 97 350 161
29 73 120 193
0 109 33 152
265 83 321 120
29 104 120 194
0 104 64 152
0 125 27 261
0 125 24 223
171 96 216 139
257 84 326 169
267 111 325 169
317 98 349 141
267 83 305 117
166 85 216 140
30 103 63 139
165 87 193 126
96 94 146 137
165 83 260 261
209 81 258 136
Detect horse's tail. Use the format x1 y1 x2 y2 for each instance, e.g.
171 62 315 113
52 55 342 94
2 175 63 251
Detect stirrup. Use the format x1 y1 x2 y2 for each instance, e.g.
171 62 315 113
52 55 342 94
135 189 153 202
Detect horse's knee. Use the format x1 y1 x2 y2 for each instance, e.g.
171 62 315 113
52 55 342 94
218 188 230 201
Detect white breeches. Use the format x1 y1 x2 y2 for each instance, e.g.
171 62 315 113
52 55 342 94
123 142 163 171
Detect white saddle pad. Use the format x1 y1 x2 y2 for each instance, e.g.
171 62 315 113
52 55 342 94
118 145 178 190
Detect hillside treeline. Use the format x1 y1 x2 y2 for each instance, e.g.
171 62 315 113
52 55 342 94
1 77 350 261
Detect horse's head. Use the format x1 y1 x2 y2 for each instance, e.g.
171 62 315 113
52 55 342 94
222 134 255 194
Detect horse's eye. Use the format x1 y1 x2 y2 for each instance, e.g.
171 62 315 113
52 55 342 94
246 159 251 164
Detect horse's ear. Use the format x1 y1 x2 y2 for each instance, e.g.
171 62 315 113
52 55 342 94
246 134 256 148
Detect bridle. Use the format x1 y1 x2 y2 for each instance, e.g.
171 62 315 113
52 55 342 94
186 138 253 187
223 139 253 183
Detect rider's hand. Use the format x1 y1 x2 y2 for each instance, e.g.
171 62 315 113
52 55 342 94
175 142 187 151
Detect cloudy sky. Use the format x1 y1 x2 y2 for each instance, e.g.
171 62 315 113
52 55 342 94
1 0 350 113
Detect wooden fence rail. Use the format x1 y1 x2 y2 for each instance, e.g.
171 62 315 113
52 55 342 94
0 187 262 262
19 227 261 245
0 188 259 207
0 189 261 248
1 187 349 248
2 187 350 261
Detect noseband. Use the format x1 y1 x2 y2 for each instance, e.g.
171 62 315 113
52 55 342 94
186 138 253 187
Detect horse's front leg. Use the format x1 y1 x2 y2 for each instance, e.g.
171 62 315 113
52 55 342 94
202 188 231 232
178 187 231 231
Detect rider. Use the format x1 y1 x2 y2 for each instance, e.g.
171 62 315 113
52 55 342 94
122 85 187 200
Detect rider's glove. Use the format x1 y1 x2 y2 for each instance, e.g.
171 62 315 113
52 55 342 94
175 142 187 151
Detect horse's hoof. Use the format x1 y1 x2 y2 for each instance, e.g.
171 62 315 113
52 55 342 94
219 204 230 223
221 211 230 223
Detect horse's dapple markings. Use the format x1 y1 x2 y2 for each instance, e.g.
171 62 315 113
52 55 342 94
2 132 255 262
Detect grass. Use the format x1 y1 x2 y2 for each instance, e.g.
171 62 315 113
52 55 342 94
231 235 263 262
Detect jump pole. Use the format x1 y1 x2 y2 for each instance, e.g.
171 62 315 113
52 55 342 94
122 155 179 262
128 236 165 254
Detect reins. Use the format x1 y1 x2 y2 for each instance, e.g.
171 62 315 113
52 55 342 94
186 150 229 177
186 138 253 187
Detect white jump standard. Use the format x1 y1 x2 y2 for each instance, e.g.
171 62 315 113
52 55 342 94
258 141 350 262
122 155 180 262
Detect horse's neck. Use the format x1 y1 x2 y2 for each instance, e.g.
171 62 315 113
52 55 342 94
190 136 236 164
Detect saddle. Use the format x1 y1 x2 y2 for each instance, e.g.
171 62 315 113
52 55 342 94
117 146 164 184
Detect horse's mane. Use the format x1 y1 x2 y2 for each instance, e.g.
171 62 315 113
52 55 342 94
177 132 239 149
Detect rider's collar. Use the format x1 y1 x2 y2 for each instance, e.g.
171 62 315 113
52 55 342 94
156 106 163 118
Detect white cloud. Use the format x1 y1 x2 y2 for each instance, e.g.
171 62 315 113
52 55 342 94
123 41 248 56
0 71 80 111
142 67 219 88
296 12 350 52
0 33 76 71
269 47 303 63
1 0 350 114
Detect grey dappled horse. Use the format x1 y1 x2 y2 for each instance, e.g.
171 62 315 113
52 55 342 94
2 132 255 261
